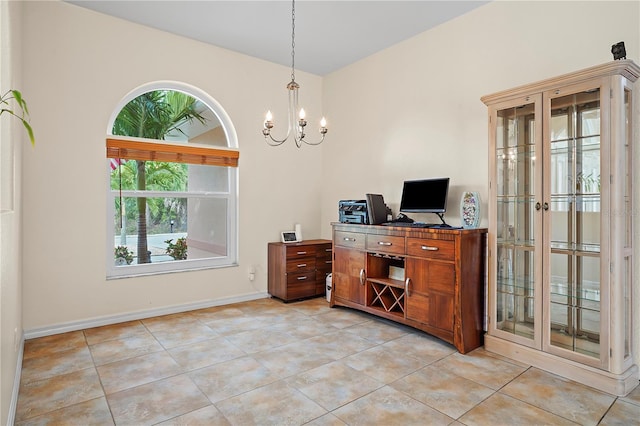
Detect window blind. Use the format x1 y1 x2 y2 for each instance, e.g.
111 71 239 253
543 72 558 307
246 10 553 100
106 137 239 167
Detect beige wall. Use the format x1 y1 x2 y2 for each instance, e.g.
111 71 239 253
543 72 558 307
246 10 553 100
20 1 325 330
4 0 640 421
321 0 639 363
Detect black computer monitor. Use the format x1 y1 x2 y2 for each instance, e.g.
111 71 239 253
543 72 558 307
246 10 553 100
399 178 449 213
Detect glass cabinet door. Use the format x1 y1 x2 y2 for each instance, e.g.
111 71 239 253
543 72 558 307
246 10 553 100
492 95 542 347
545 84 603 363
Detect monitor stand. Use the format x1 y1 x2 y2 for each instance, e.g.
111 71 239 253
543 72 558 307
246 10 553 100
427 213 451 228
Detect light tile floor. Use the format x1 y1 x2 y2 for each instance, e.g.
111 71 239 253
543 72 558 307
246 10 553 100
15 297 640 425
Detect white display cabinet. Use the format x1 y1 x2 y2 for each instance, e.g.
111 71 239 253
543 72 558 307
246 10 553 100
482 60 639 396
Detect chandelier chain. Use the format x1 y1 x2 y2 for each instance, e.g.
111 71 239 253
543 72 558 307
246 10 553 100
291 0 296 82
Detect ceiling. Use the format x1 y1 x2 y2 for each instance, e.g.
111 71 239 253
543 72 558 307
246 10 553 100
68 1 489 76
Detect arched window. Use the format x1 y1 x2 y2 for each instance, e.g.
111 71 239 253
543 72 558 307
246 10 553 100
106 82 238 278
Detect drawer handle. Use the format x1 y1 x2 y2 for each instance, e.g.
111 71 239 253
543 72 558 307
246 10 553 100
325 260 332 264
325 248 332 252
297 251 307 255
297 263 307 268
297 276 308 281
343 237 356 242
421 245 439 251
378 241 392 246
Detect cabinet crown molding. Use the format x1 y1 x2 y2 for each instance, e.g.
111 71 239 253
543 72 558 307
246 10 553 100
481 59 640 105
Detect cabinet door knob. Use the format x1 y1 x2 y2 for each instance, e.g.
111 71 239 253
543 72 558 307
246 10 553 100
421 245 438 251
378 241 392 246
405 277 411 297
543 202 549 211
535 202 542 211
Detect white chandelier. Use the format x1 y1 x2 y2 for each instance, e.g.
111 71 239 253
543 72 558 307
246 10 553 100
262 0 327 147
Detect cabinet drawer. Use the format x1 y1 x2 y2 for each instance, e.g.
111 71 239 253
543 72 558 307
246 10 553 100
286 280 317 300
286 245 317 258
407 238 454 260
316 259 333 274
366 234 405 256
286 258 315 273
334 231 366 250
316 243 333 259
287 270 316 285
316 243 333 272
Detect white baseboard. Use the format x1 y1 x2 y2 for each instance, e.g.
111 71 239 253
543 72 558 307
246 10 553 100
8 333 24 426
24 292 269 339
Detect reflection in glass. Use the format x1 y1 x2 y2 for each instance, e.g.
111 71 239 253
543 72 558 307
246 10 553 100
548 89 601 358
495 103 536 340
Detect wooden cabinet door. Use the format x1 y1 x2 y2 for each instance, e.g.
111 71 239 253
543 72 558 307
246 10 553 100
333 246 366 305
405 257 455 332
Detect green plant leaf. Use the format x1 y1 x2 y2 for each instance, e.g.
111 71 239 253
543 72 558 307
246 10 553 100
11 90 29 115
22 120 35 146
1 89 34 145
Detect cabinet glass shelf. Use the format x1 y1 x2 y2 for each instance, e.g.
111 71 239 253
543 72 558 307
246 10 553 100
497 239 536 247
497 279 536 295
550 242 600 253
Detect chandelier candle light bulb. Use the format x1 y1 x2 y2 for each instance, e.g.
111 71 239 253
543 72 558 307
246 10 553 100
263 110 274 135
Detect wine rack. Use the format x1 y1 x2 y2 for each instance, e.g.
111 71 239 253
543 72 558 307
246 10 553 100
368 279 405 317
366 252 405 318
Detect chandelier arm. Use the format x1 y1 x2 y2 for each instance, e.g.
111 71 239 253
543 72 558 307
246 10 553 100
265 137 286 146
264 124 293 145
263 82 297 145
301 133 327 146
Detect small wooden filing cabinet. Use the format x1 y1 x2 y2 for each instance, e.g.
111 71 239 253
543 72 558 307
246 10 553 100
268 239 333 302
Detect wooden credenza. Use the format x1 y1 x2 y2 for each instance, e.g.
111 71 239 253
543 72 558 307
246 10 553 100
268 239 333 302
331 223 487 354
